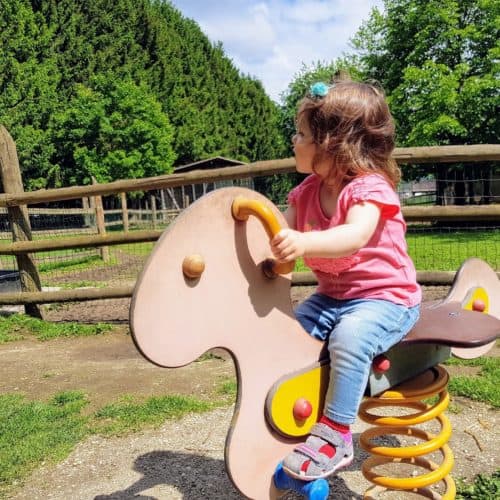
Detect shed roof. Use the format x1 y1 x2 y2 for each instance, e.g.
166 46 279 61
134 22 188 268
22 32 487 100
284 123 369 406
174 156 246 173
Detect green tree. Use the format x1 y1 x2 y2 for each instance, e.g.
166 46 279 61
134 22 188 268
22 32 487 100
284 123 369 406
352 0 499 147
50 75 175 187
352 0 499 201
1 0 284 190
0 0 61 188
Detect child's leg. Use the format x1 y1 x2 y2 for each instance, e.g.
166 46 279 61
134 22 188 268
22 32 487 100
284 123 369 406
324 299 419 423
285 298 419 480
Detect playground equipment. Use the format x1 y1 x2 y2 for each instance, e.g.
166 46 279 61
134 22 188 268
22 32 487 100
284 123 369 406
130 187 500 499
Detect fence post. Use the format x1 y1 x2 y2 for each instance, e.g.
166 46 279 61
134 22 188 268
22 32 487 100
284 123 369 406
82 196 93 228
0 126 43 318
160 189 166 223
120 192 129 232
91 178 110 262
150 194 157 230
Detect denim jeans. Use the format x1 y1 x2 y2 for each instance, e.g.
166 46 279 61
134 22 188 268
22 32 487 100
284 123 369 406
295 294 420 425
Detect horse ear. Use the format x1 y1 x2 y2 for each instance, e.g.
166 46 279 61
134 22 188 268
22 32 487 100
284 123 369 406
446 258 500 359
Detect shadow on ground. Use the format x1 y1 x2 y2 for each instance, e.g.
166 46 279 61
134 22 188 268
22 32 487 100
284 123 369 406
92 442 371 500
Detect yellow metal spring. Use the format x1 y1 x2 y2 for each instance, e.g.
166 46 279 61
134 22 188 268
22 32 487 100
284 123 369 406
359 365 456 499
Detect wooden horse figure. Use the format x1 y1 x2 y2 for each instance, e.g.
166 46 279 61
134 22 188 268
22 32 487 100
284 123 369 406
130 187 500 500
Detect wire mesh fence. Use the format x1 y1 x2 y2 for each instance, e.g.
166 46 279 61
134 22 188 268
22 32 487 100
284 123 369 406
0 202 498 299
0 154 498 310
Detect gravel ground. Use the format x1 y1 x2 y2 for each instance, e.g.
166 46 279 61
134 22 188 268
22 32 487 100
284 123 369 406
10 400 499 500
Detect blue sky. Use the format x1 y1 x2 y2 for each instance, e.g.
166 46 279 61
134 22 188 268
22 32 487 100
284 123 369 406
170 0 383 102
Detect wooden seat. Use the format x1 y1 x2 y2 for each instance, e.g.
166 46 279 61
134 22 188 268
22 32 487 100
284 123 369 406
404 301 499 348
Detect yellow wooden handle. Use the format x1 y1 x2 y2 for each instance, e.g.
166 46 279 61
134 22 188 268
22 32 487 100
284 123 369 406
231 196 295 276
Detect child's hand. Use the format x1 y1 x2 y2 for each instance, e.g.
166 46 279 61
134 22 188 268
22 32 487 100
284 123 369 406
271 229 305 262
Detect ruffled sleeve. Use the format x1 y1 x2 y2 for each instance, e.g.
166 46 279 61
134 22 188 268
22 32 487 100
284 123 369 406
287 185 300 206
344 174 400 219
287 175 317 207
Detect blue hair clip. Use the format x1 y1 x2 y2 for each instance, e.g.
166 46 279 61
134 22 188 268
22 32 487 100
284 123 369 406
309 82 330 98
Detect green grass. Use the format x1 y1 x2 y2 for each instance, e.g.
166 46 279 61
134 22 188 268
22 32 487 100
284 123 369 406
58 280 105 289
38 254 109 273
407 228 500 271
93 394 213 435
217 378 237 401
0 391 88 492
294 257 309 272
456 470 500 499
0 387 229 496
403 194 436 206
116 241 155 256
444 355 500 408
0 314 113 343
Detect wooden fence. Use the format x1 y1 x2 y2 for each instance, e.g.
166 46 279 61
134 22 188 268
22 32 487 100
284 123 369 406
0 125 499 312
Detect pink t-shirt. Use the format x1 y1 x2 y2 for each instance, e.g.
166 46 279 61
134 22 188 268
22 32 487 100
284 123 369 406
288 174 421 306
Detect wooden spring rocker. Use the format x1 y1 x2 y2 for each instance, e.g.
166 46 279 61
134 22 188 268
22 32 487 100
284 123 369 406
130 187 500 500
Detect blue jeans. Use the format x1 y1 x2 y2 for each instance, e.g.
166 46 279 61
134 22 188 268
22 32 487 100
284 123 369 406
295 294 420 425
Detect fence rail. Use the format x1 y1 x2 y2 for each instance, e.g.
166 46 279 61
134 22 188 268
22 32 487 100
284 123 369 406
0 125 499 309
0 145 499 208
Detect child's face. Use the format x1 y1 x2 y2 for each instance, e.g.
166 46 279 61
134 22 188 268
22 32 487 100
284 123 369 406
292 122 316 174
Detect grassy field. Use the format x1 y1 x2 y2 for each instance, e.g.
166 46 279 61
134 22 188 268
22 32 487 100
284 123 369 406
1 227 498 288
407 227 500 271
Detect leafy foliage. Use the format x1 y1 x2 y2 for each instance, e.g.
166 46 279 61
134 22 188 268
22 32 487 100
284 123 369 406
351 0 499 148
51 74 176 186
457 470 500 499
0 0 284 189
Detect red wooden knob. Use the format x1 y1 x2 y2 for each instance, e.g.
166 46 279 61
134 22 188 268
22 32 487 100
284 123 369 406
293 398 313 420
373 355 391 373
472 299 486 312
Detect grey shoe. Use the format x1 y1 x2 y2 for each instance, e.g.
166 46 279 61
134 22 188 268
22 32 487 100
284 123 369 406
282 423 354 481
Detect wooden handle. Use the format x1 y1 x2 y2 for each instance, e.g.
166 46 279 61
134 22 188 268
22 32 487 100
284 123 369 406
231 196 295 277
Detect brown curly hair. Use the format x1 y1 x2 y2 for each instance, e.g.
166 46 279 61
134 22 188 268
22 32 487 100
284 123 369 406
296 77 401 192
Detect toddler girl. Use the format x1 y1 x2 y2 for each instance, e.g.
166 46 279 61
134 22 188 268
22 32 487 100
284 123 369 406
270 77 421 481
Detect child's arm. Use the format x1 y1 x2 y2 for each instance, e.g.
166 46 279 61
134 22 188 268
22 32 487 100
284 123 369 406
271 201 380 263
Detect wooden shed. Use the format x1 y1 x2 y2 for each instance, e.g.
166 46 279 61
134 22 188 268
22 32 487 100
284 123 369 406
164 156 249 209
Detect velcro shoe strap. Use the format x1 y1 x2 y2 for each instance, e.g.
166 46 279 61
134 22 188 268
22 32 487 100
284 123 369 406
309 423 346 448
293 443 322 462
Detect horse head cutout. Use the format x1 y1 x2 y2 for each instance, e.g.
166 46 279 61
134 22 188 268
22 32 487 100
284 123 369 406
130 187 326 499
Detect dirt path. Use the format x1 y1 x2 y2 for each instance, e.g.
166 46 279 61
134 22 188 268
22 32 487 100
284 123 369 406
1 286 499 499
0 329 235 414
